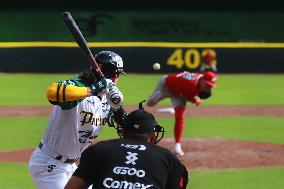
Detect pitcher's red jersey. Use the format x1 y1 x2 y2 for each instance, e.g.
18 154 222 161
165 71 202 103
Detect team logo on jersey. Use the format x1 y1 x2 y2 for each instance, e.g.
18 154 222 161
86 99 96 106
102 102 109 112
80 111 107 126
183 73 197 80
125 152 138 165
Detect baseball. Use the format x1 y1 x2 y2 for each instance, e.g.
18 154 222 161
153 63 161 71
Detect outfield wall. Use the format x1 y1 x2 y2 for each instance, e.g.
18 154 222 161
0 11 283 42
0 11 283 73
1 42 284 73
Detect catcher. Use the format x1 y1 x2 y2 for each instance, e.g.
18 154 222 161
65 101 189 189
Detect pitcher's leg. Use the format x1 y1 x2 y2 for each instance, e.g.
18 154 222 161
170 106 185 156
147 76 169 106
170 97 186 156
174 106 185 144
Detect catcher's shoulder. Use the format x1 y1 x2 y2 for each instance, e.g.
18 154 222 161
150 143 176 156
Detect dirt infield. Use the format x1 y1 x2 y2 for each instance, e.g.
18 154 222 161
1 138 284 170
1 105 284 169
1 105 284 117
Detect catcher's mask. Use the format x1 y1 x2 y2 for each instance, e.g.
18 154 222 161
109 100 165 144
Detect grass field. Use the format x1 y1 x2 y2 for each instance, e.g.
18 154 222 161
1 73 284 105
1 116 284 151
0 73 284 189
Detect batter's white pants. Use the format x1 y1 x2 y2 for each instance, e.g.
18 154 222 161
29 148 77 189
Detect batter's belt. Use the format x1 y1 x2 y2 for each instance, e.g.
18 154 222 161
38 142 78 164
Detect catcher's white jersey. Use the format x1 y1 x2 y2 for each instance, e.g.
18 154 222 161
42 95 110 159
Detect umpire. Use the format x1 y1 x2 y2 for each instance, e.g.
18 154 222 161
65 101 189 189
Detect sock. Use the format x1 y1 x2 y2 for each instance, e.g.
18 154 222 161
174 106 185 144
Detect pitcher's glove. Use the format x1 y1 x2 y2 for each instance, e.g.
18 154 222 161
198 91 212 99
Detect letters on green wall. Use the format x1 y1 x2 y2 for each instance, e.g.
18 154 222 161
0 11 282 42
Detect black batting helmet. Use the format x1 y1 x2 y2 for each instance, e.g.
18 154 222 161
94 51 125 79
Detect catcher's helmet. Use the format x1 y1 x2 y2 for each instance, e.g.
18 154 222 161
121 100 165 144
94 51 125 79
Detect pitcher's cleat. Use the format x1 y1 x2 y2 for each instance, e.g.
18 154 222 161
171 143 185 156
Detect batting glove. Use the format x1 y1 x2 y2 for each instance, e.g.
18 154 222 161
90 78 108 97
106 83 123 109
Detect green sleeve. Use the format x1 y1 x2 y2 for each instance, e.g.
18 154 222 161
49 76 86 110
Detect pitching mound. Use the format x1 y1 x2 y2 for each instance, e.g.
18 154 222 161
1 105 284 169
159 138 284 169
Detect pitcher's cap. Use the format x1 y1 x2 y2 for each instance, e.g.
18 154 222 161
203 71 217 87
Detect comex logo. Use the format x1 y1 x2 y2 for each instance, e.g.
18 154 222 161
103 178 153 189
125 152 138 165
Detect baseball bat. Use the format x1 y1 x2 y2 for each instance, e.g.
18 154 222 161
62 12 104 79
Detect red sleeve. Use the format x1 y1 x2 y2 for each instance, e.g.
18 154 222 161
165 72 199 102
